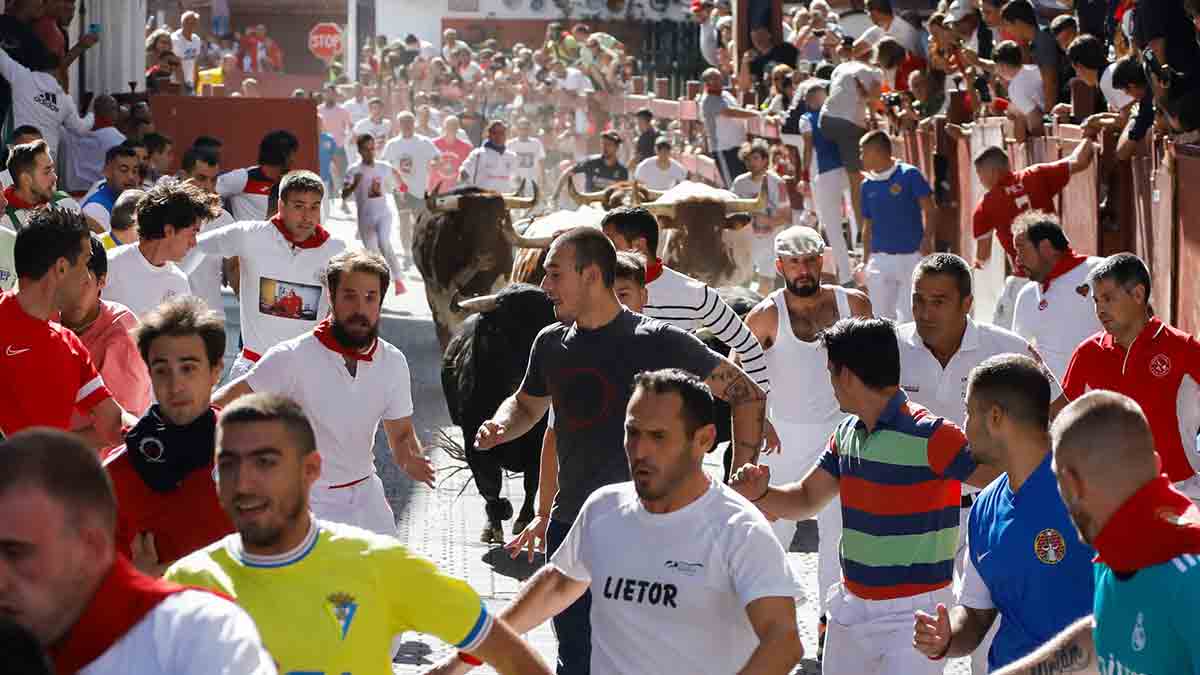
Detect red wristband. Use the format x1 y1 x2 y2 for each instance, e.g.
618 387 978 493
458 652 483 666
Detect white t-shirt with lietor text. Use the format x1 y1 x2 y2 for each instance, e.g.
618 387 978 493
551 481 797 675
103 244 192 318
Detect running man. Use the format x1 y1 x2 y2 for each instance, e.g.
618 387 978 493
165 393 553 675
342 134 405 295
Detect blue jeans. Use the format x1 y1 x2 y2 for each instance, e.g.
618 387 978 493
546 518 591 675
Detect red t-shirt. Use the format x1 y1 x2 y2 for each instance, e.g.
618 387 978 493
894 54 927 92
972 159 1071 268
429 137 474 194
0 292 112 436
104 444 235 566
1061 317 1200 482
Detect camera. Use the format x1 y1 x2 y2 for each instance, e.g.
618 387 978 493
813 29 826 37
882 92 905 108
1142 48 1184 88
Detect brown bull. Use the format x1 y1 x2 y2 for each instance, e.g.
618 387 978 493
414 183 555 347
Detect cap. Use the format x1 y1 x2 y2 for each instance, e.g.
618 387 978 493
946 0 974 23
601 130 623 144
775 226 826 257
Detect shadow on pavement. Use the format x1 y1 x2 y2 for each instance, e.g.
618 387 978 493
482 547 545 582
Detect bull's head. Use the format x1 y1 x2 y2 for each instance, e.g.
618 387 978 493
640 178 767 230
566 179 664 210
425 181 557 248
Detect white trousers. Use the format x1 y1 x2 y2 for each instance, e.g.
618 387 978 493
309 473 397 536
358 211 402 282
763 419 842 615
866 251 922 322
811 168 857 284
824 584 954 675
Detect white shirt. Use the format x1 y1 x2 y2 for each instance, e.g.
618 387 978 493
0 169 10 188
634 157 688 190
81 199 113 231
1012 257 1105 381
216 167 274 222
382 134 440 198
171 30 203 85
822 61 884 127
508 137 547 185
700 90 748 151
551 481 796 675
731 171 787 235
1008 65 1046 116
858 16 926 57
180 208 235 315
103 244 192 318
458 61 484 84
246 331 414 487
897 317 1063 427
1100 64 1134 111
63 126 127 193
195 220 347 355
353 117 392 149
0 47 93 154
460 145 518 192
343 98 370 125
80 590 276 675
344 160 394 221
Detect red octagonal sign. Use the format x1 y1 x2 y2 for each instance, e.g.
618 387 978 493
308 23 343 63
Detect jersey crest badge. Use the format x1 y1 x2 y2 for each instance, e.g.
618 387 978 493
1034 528 1066 564
326 591 358 640
889 183 902 196
1149 354 1171 378
1131 612 1147 652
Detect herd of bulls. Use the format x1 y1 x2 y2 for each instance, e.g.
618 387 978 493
416 179 767 535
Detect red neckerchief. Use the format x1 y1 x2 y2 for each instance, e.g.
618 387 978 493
645 257 665 284
50 556 188 674
1039 248 1088 292
1093 475 1200 575
93 117 116 131
3 185 38 210
270 213 330 249
313 316 377 362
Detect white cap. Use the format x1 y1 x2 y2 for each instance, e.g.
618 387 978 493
775 226 826 257
946 0 974 23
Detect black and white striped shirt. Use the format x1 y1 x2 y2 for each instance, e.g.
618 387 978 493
644 265 770 392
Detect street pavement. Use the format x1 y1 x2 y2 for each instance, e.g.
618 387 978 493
219 197 969 674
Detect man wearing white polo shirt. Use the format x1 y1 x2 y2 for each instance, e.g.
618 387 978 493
193 171 347 382
214 250 434 534
1009 211 1102 381
460 120 518 193
897 253 1060 674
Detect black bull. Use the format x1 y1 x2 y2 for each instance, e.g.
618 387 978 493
439 284 557 529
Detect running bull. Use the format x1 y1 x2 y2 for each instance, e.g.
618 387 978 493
439 283 557 544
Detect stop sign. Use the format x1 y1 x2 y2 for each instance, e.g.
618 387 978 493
308 23 343 63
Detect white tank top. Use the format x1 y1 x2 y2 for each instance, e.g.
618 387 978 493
763 287 851 426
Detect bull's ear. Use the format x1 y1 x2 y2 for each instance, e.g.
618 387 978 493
722 213 753 229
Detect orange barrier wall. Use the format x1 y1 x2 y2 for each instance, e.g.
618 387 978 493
149 96 319 175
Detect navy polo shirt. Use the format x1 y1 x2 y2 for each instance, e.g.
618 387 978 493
860 162 931 254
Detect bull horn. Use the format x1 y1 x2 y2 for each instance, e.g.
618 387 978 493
642 185 666 201
641 200 677 220
456 293 501 314
502 216 559 249
426 184 461 212
725 178 769 214
502 179 539 209
566 174 607 205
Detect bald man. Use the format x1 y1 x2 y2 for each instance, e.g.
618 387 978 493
992 391 1200 675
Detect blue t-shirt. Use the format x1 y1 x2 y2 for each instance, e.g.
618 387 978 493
805 110 843 175
860 162 931 254
1094 556 1200 675
967 453 1095 671
317 132 338 184
81 181 118 216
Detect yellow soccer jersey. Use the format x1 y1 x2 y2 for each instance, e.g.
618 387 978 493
165 519 493 675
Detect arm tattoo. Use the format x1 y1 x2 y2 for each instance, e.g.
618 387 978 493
1028 644 1092 675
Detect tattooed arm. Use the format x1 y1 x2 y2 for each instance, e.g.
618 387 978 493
991 616 1099 675
703 357 768 470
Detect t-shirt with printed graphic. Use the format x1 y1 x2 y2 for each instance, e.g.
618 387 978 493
508 137 547 186
552 480 797 674
429 137 474 194
216 166 279 222
521 309 722 524
972 160 1071 269
344 160 395 221
382 134 440 199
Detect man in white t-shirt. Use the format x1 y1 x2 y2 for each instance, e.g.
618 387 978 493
214 250 435 535
178 148 236 314
732 140 789 296
634 137 688 191
343 135 404 295
819 61 883 229
994 41 1045 137
194 171 347 382
853 0 926 58
699 68 759 187
104 180 221 318
352 99 392 153
432 369 801 674
551 59 595 135
507 117 547 194
382 111 440 268
460 120 518 193
0 429 277 675
171 11 204 91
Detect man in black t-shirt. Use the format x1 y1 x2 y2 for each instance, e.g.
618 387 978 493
476 227 767 675
739 24 800 102
633 108 657 164
569 130 629 191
